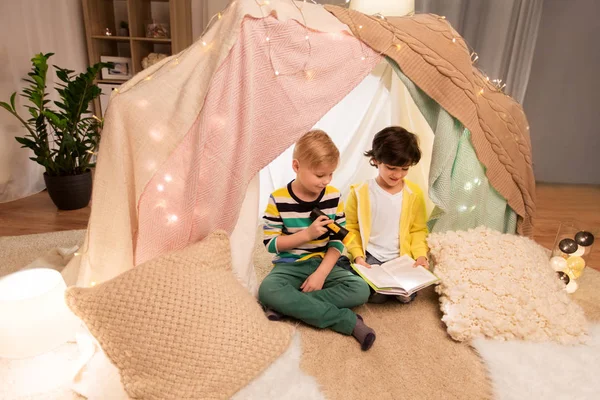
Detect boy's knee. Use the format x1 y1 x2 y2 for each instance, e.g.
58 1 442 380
258 275 284 305
349 276 370 304
258 278 274 305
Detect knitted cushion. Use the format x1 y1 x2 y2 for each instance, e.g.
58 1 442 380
66 231 293 400
428 227 588 344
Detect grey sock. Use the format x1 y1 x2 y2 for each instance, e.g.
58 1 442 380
352 316 376 351
368 292 389 304
264 308 284 321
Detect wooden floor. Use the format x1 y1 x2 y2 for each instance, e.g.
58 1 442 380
1 183 599 270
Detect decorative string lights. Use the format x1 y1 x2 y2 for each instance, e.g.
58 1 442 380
255 0 314 77
111 0 513 102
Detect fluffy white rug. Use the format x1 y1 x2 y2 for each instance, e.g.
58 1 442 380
232 333 325 400
1 329 324 400
473 323 600 400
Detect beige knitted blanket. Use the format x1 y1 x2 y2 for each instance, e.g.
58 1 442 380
326 6 536 236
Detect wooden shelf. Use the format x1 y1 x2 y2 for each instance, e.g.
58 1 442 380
82 0 192 116
92 35 131 41
131 37 172 43
97 79 127 84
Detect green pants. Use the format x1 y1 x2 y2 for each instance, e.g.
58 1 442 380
258 257 370 335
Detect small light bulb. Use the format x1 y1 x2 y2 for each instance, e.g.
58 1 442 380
145 76 152 81
361 56 366 61
266 37 270 42
305 35 309 40
90 281 97 287
164 174 172 182
74 252 80 256
168 215 178 222
452 37 456 43
479 88 484 95
395 44 402 50
218 12 222 19
359 25 363 29
157 184 164 192
202 41 207 46
275 70 280 76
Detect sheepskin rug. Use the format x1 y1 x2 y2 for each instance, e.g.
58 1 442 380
472 323 600 400
428 227 588 344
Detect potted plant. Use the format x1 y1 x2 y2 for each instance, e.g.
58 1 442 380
0 53 111 210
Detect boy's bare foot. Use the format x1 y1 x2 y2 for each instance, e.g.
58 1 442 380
352 314 376 351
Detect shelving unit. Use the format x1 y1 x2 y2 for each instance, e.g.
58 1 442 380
81 0 192 114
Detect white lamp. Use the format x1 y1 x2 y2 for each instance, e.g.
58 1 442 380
0 268 81 359
349 0 415 16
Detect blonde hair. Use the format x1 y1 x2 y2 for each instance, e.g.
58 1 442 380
293 130 339 168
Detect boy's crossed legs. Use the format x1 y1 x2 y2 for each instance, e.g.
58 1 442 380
258 257 376 350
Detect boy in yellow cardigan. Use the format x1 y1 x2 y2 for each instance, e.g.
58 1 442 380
345 126 429 303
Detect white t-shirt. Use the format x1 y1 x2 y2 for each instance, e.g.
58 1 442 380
366 179 403 262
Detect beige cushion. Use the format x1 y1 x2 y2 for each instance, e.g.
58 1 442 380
66 231 293 400
428 227 588 344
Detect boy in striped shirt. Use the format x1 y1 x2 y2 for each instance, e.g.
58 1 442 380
258 130 376 351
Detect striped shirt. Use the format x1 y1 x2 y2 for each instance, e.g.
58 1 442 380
263 182 346 263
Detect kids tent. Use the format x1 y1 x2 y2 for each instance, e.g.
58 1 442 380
65 0 535 292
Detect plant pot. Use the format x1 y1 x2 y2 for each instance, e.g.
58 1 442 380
43 170 92 210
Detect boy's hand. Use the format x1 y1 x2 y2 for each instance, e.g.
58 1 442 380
413 256 429 269
301 270 327 292
305 215 333 241
355 256 372 269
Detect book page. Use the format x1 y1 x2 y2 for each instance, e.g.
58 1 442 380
381 256 439 292
352 263 400 289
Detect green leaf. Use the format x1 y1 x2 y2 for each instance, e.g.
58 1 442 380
15 136 37 148
0 101 13 113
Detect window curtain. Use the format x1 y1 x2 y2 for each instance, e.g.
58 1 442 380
416 0 544 104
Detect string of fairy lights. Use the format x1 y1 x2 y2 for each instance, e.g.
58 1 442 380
112 0 512 101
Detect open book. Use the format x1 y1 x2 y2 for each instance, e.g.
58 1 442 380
352 255 440 296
